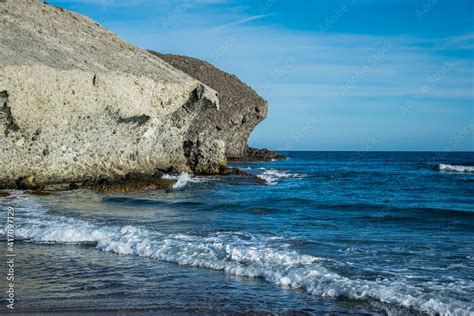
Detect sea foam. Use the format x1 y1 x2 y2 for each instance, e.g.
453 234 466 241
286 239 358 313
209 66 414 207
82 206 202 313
161 172 203 189
438 164 474 173
256 168 303 185
1 203 472 316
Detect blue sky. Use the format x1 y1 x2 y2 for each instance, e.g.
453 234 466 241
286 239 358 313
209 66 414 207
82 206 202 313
49 0 474 151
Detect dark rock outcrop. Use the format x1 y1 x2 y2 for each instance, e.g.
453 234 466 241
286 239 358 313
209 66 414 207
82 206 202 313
77 170 177 192
238 147 286 162
0 191 11 198
150 52 284 161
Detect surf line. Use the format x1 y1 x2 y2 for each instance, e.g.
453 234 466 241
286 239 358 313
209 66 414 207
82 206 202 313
5 206 15 310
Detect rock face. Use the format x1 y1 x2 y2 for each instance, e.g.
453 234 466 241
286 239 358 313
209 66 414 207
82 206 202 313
150 53 270 160
0 0 229 188
239 147 286 162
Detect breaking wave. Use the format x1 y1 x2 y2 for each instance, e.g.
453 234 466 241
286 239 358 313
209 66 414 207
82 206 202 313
161 172 204 189
256 168 304 185
1 204 471 316
438 164 474 173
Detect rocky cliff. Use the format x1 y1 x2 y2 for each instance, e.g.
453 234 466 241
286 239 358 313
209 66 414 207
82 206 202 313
0 0 279 190
150 53 271 161
0 0 225 189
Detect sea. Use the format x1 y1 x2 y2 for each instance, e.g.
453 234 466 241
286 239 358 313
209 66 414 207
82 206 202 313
1 151 473 315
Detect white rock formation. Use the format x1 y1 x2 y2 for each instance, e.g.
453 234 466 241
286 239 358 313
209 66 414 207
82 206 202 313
0 0 226 188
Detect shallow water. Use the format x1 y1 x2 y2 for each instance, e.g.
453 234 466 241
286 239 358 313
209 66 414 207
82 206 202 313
1 152 473 315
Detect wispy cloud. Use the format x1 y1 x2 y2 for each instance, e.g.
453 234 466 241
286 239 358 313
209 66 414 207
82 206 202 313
214 13 278 29
48 0 474 150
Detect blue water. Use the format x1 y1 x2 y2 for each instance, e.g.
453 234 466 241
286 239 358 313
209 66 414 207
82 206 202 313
1 152 473 315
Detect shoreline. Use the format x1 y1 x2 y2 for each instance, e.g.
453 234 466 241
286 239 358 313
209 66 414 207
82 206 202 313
0 151 473 315
0 0 281 190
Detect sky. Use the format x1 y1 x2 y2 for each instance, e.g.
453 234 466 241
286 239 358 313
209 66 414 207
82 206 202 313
48 0 474 151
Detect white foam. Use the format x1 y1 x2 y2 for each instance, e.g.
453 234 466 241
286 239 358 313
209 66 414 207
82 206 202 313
1 206 472 316
438 164 474 173
161 172 203 189
257 168 303 185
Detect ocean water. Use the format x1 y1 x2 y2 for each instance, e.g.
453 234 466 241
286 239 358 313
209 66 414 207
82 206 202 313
1 151 473 315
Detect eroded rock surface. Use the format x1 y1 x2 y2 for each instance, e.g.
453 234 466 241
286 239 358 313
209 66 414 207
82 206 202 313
0 0 227 188
239 147 286 162
151 53 281 161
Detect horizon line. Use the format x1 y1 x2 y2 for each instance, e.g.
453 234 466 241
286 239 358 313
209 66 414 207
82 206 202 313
271 150 474 153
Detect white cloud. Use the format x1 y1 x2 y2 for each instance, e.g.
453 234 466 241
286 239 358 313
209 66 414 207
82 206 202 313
214 13 278 29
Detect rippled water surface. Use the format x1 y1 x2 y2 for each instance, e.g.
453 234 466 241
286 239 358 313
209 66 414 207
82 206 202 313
1 152 473 315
